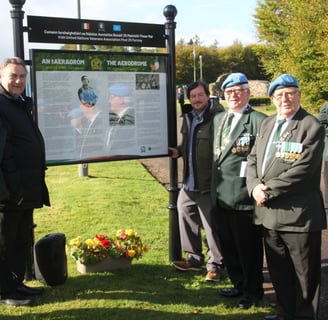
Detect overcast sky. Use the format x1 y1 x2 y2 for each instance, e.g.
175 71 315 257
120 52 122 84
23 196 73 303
0 0 259 61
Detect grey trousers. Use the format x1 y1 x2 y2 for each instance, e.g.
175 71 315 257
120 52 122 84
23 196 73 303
177 188 223 271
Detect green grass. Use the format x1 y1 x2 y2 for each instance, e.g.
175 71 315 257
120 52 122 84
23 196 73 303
0 161 274 319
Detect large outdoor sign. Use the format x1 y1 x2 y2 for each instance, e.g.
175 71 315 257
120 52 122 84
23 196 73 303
31 49 169 165
27 16 166 48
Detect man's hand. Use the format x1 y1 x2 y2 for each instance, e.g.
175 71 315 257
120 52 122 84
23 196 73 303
168 147 180 158
252 183 269 207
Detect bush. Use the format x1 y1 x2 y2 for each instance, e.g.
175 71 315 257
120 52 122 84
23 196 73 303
250 96 271 106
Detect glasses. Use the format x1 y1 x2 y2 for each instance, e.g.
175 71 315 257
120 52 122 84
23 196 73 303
80 100 95 108
272 90 299 100
224 88 248 95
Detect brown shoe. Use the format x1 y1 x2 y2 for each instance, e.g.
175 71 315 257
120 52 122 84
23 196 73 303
205 270 221 282
172 260 202 271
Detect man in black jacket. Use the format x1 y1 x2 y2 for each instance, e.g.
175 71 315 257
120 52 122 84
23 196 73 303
0 57 50 306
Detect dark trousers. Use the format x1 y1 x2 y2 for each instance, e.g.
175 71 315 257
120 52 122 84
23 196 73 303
263 228 321 320
320 160 328 209
0 208 33 295
217 206 264 300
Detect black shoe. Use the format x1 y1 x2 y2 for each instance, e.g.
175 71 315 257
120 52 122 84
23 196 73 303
17 284 44 296
238 297 259 309
0 292 32 306
263 316 280 320
219 288 242 297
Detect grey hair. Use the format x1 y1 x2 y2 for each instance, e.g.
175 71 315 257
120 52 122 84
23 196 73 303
0 57 27 73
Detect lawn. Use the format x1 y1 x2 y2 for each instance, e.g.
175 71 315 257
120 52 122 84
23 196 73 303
0 160 274 319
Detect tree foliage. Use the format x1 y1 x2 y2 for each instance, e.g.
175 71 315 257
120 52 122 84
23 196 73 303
254 0 328 112
175 40 268 87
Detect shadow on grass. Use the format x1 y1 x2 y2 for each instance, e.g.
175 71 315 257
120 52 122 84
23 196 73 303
11 264 275 320
4 308 270 320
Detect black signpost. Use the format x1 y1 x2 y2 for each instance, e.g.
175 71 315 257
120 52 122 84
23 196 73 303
164 5 181 262
9 0 26 59
8 1 181 277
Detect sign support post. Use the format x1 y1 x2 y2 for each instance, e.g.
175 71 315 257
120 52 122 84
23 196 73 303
9 0 26 59
164 5 181 261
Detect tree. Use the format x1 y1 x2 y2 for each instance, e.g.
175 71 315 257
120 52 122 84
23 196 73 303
254 0 328 111
217 42 267 81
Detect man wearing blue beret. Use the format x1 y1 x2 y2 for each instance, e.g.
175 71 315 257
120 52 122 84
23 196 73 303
106 83 135 154
108 83 134 126
212 72 267 309
78 88 107 159
247 73 327 320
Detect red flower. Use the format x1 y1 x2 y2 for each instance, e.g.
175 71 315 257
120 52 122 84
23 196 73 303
100 239 110 248
96 234 106 241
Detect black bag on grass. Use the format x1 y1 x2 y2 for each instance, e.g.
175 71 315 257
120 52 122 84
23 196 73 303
34 233 68 286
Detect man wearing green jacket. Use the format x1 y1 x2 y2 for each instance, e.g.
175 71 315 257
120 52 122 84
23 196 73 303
212 73 266 309
170 80 224 282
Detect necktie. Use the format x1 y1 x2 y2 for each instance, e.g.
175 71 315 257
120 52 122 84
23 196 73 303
265 119 286 165
221 113 234 147
109 112 120 126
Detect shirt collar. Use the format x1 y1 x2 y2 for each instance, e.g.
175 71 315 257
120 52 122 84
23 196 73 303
191 103 209 120
228 103 249 116
276 105 300 122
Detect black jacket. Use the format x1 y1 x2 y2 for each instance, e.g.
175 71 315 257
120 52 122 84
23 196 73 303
0 85 50 209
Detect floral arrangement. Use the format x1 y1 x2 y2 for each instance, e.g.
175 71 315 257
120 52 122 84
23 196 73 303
69 229 148 266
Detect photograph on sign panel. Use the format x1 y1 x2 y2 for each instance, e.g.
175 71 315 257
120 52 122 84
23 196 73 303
31 50 169 165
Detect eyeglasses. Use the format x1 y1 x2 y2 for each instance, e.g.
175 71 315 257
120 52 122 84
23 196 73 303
224 88 248 95
80 100 95 108
272 90 299 100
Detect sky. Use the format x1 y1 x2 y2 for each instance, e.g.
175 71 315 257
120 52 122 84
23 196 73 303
0 0 259 62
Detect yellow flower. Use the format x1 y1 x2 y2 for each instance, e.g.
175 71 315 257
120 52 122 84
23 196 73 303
126 229 135 237
127 249 136 258
85 238 94 247
70 236 81 247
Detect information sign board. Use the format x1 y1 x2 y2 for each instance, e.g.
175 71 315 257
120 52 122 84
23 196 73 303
31 49 169 165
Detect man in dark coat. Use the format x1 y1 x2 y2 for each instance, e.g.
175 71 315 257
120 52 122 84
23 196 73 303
0 57 50 306
247 74 327 320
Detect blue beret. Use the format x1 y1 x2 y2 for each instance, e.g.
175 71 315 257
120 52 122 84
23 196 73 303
79 89 98 105
221 73 249 91
268 74 299 96
108 83 132 97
